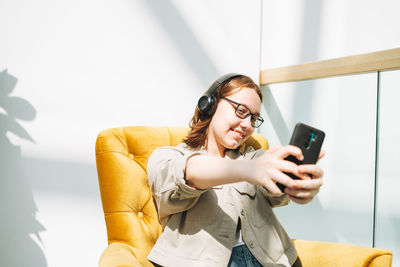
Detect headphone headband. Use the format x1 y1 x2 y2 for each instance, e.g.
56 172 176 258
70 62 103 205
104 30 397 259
197 73 241 117
204 73 241 97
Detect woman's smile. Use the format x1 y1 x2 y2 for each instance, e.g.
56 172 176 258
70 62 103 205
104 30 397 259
231 128 245 140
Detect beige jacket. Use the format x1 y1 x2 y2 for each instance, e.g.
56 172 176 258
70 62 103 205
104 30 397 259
147 143 298 267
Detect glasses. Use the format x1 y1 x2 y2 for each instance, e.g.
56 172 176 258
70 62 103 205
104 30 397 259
221 97 264 128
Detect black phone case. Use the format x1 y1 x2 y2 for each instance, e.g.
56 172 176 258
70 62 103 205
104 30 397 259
277 123 325 191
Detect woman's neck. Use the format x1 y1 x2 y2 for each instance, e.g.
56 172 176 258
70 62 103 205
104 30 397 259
205 138 225 158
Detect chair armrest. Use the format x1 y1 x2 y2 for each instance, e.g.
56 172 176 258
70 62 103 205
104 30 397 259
293 239 393 267
99 242 153 267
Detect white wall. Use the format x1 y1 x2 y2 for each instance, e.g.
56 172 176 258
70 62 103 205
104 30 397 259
261 0 400 69
0 0 261 266
260 0 400 265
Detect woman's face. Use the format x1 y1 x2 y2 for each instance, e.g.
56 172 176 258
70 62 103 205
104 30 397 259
206 87 261 157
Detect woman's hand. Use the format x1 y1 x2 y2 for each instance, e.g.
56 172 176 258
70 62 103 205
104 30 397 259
284 151 325 204
248 145 310 195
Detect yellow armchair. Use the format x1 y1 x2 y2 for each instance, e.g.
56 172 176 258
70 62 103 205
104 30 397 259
95 126 392 267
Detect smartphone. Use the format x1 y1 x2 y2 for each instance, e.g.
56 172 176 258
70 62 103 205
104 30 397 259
277 123 325 191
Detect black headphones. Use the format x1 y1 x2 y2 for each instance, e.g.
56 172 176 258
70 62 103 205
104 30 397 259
197 73 241 117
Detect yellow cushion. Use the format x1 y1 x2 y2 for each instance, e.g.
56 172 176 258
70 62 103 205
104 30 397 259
99 242 143 267
294 239 393 267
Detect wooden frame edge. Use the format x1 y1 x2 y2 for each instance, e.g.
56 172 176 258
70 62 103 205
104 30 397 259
260 48 400 85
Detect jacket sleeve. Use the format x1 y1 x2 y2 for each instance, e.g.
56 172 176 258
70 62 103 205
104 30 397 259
147 145 209 225
247 148 290 208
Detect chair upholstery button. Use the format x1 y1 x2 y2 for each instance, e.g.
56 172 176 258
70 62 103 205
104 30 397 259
241 209 245 216
138 212 143 218
249 241 254 248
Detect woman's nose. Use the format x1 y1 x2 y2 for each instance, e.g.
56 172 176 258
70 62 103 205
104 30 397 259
240 115 253 129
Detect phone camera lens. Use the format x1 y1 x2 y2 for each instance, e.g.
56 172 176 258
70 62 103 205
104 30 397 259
304 140 310 148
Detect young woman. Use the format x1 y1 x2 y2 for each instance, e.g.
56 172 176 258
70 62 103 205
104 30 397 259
147 74 324 267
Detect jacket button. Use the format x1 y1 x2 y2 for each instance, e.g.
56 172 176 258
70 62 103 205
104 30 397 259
249 241 254 248
241 209 245 216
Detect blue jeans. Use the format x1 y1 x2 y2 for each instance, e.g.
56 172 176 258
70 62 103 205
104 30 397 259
227 245 263 267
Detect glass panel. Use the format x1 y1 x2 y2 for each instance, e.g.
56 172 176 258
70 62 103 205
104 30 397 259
259 73 377 247
375 69 400 266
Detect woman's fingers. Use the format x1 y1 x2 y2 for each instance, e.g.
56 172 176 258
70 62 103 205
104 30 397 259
261 170 298 195
285 185 320 205
294 177 323 190
263 180 283 195
268 156 310 181
287 194 313 204
273 145 303 161
298 164 324 179
285 187 319 198
273 160 298 176
285 177 322 202
270 169 306 191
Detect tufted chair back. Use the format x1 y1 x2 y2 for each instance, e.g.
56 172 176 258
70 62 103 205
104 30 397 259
95 126 268 267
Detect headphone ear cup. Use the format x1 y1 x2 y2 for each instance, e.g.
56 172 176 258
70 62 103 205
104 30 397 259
198 95 217 116
197 95 217 116
207 95 217 116
197 95 211 114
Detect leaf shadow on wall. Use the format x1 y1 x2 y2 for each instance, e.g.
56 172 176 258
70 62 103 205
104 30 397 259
0 69 47 267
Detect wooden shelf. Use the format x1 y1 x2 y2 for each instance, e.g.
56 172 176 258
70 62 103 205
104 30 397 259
260 48 400 85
